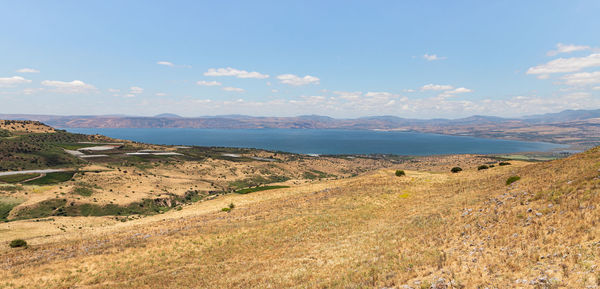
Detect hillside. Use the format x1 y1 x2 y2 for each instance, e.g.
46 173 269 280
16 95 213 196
1 122 599 287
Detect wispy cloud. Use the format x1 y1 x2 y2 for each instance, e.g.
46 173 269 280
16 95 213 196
546 43 591 56
41 80 96 93
222 86 245 92
423 53 446 61
157 61 191 68
129 86 144 94
205 67 269 79
196 80 222 86
0 76 32 87
277 74 320 86
16 68 40 73
562 71 600 86
527 53 600 74
438 87 473 98
157 61 174 67
421 84 454 91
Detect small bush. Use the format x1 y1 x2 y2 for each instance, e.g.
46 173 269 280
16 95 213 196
506 176 521 185
450 167 462 173
73 187 94 197
221 207 231 212
228 203 235 209
477 165 489 170
9 239 27 248
499 162 511 166
395 170 406 177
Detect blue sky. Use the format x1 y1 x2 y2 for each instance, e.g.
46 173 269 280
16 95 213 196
1 0 599 118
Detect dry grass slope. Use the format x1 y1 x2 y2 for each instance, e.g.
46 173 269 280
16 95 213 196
1 148 599 288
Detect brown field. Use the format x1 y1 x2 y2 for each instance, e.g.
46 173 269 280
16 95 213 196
1 147 599 288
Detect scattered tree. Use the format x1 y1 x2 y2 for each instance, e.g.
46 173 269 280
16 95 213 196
451 167 462 173
9 239 27 248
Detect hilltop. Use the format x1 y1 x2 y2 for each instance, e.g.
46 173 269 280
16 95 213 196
0 120 599 287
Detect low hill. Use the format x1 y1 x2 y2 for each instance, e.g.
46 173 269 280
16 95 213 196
1 122 599 287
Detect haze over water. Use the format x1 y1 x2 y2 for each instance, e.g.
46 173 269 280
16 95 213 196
64 128 565 155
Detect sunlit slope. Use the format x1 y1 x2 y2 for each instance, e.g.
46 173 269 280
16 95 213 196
2 148 600 288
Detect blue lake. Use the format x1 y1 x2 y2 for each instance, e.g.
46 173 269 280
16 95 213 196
63 128 566 155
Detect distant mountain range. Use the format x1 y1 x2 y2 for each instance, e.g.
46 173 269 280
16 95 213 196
2 109 600 129
2 109 600 146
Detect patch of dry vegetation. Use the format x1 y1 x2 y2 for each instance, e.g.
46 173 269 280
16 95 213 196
1 147 599 288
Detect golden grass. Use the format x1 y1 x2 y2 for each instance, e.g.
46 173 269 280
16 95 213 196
1 150 599 288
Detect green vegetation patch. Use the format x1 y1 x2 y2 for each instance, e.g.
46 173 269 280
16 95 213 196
228 175 290 189
303 170 333 180
0 196 24 222
12 190 204 220
395 170 406 177
0 129 11 137
72 186 94 197
506 176 521 185
9 239 27 248
0 173 40 184
235 185 290 194
24 171 75 185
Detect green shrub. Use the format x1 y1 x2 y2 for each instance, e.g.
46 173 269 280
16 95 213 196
9 239 27 248
228 203 235 209
499 162 511 166
234 185 289 194
477 165 489 170
506 176 521 185
450 167 462 173
0 129 11 137
221 207 231 212
395 170 406 177
73 187 94 197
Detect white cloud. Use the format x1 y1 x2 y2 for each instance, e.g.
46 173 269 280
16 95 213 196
16 68 40 73
438 87 473 98
423 54 446 61
333 91 362 100
0 76 32 87
421 84 454 91
41 80 95 93
222 86 245 92
364 91 398 98
547 43 591 56
157 61 175 67
527 53 600 74
562 71 600 86
124 94 136 98
129 86 144 94
271 89 279 93
448 87 472 94
276 74 320 86
196 80 222 86
204 67 269 79
155 92 167 96
108 88 120 93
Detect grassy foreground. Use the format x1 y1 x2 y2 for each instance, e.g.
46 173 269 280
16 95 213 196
1 147 600 288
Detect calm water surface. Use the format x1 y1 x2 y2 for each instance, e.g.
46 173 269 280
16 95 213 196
64 128 565 155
